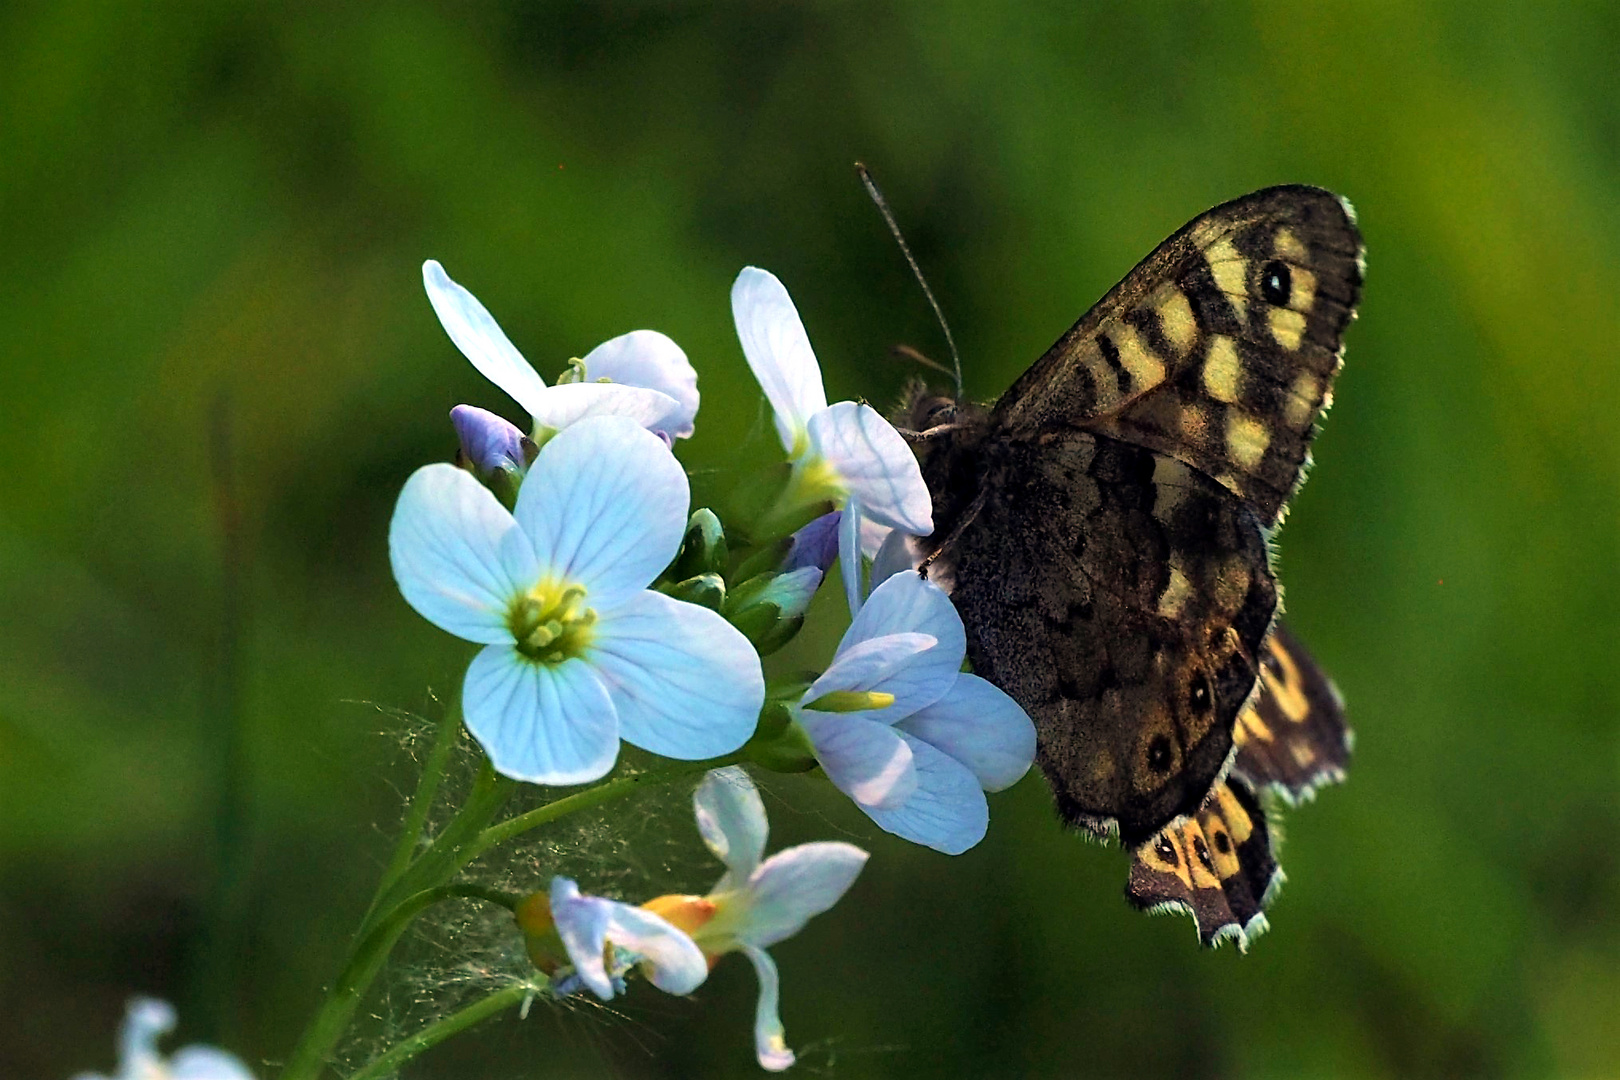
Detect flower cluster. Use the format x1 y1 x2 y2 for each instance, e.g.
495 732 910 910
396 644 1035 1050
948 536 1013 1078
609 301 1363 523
382 260 1038 1071
78 259 1040 1080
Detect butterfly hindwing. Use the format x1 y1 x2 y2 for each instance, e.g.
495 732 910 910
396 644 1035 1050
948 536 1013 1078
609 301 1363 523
931 429 1277 846
1233 622 1352 804
1126 775 1280 951
990 186 1363 526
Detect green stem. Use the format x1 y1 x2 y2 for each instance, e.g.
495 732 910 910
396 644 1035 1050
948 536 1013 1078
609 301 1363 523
363 702 465 927
279 885 511 1080
345 983 535 1080
465 758 735 863
362 761 516 938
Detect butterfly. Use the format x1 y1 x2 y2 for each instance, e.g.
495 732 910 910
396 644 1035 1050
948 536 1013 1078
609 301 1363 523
897 185 1362 936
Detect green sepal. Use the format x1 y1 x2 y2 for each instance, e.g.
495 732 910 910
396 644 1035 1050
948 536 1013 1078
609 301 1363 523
659 573 726 611
670 508 729 581
723 572 811 656
742 702 819 773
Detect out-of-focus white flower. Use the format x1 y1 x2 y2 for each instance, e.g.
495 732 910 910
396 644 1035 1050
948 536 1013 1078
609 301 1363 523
424 260 699 442
795 572 1036 854
517 877 709 1001
389 415 765 784
644 768 868 1071
731 268 932 613
73 998 253 1080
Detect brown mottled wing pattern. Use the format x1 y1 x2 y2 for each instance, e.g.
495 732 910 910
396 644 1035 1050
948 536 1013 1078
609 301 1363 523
1125 621 1350 947
991 185 1363 526
1126 775 1279 951
1233 623 1352 804
936 431 1277 845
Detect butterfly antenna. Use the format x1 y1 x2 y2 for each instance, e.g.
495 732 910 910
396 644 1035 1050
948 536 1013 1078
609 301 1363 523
856 162 964 399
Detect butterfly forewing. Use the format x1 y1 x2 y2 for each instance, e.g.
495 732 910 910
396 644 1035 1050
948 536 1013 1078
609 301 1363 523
991 186 1363 526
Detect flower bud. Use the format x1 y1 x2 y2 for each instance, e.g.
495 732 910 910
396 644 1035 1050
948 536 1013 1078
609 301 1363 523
451 404 533 478
668 508 729 581
514 890 568 975
782 510 841 574
660 572 725 611
724 567 822 656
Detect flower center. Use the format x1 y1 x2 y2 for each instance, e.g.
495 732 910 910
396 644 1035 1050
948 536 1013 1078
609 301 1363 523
507 580 597 664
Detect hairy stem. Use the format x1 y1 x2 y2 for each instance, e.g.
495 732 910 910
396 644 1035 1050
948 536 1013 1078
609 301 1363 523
344 983 535 1080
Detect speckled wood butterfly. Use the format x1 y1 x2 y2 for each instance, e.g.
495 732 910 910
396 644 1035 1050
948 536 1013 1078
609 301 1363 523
897 186 1362 942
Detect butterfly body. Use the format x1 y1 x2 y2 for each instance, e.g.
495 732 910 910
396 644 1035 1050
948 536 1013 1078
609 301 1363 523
901 186 1362 913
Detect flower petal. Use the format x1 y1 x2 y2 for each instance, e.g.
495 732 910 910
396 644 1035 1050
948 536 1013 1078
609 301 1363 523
581 330 700 439
731 268 828 454
798 711 916 810
804 402 932 535
423 260 550 417
845 570 963 662
513 416 689 601
741 945 796 1072
869 526 919 591
525 381 683 437
169 1047 258 1080
815 571 966 722
119 998 176 1075
740 841 868 948
604 903 710 995
694 766 769 887
549 877 615 998
590 591 766 759
389 463 537 644
897 673 1037 792
805 631 938 724
839 495 864 617
463 647 619 785
859 732 988 855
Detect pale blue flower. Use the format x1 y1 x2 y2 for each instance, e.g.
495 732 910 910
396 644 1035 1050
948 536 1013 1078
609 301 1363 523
796 573 1037 854
663 767 868 1071
731 268 932 613
390 415 766 784
73 998 253 1080
424 260 699 441
544 877 709 1000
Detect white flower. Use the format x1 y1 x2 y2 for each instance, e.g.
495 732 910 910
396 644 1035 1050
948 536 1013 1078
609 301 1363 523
389 415 766 784
796 572 1036 854
73 998 253 1080
644 767 867 1071
424 260 699 441
540 877 709 1000
731 268 932 613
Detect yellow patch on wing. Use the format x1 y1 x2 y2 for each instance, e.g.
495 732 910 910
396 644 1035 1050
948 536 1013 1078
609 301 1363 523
1285 371 1321 429
1260 639 1312 722
1268 306 1306 351
1206 238 1249 318
1273 227 1308 262
1113 323 1166 390
1225 413 1271 471
1157 562 1193 618
1152 286 1199 355
1201 335 1242 404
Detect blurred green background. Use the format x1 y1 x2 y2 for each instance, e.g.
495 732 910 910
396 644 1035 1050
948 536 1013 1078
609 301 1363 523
4 3 1618 1078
